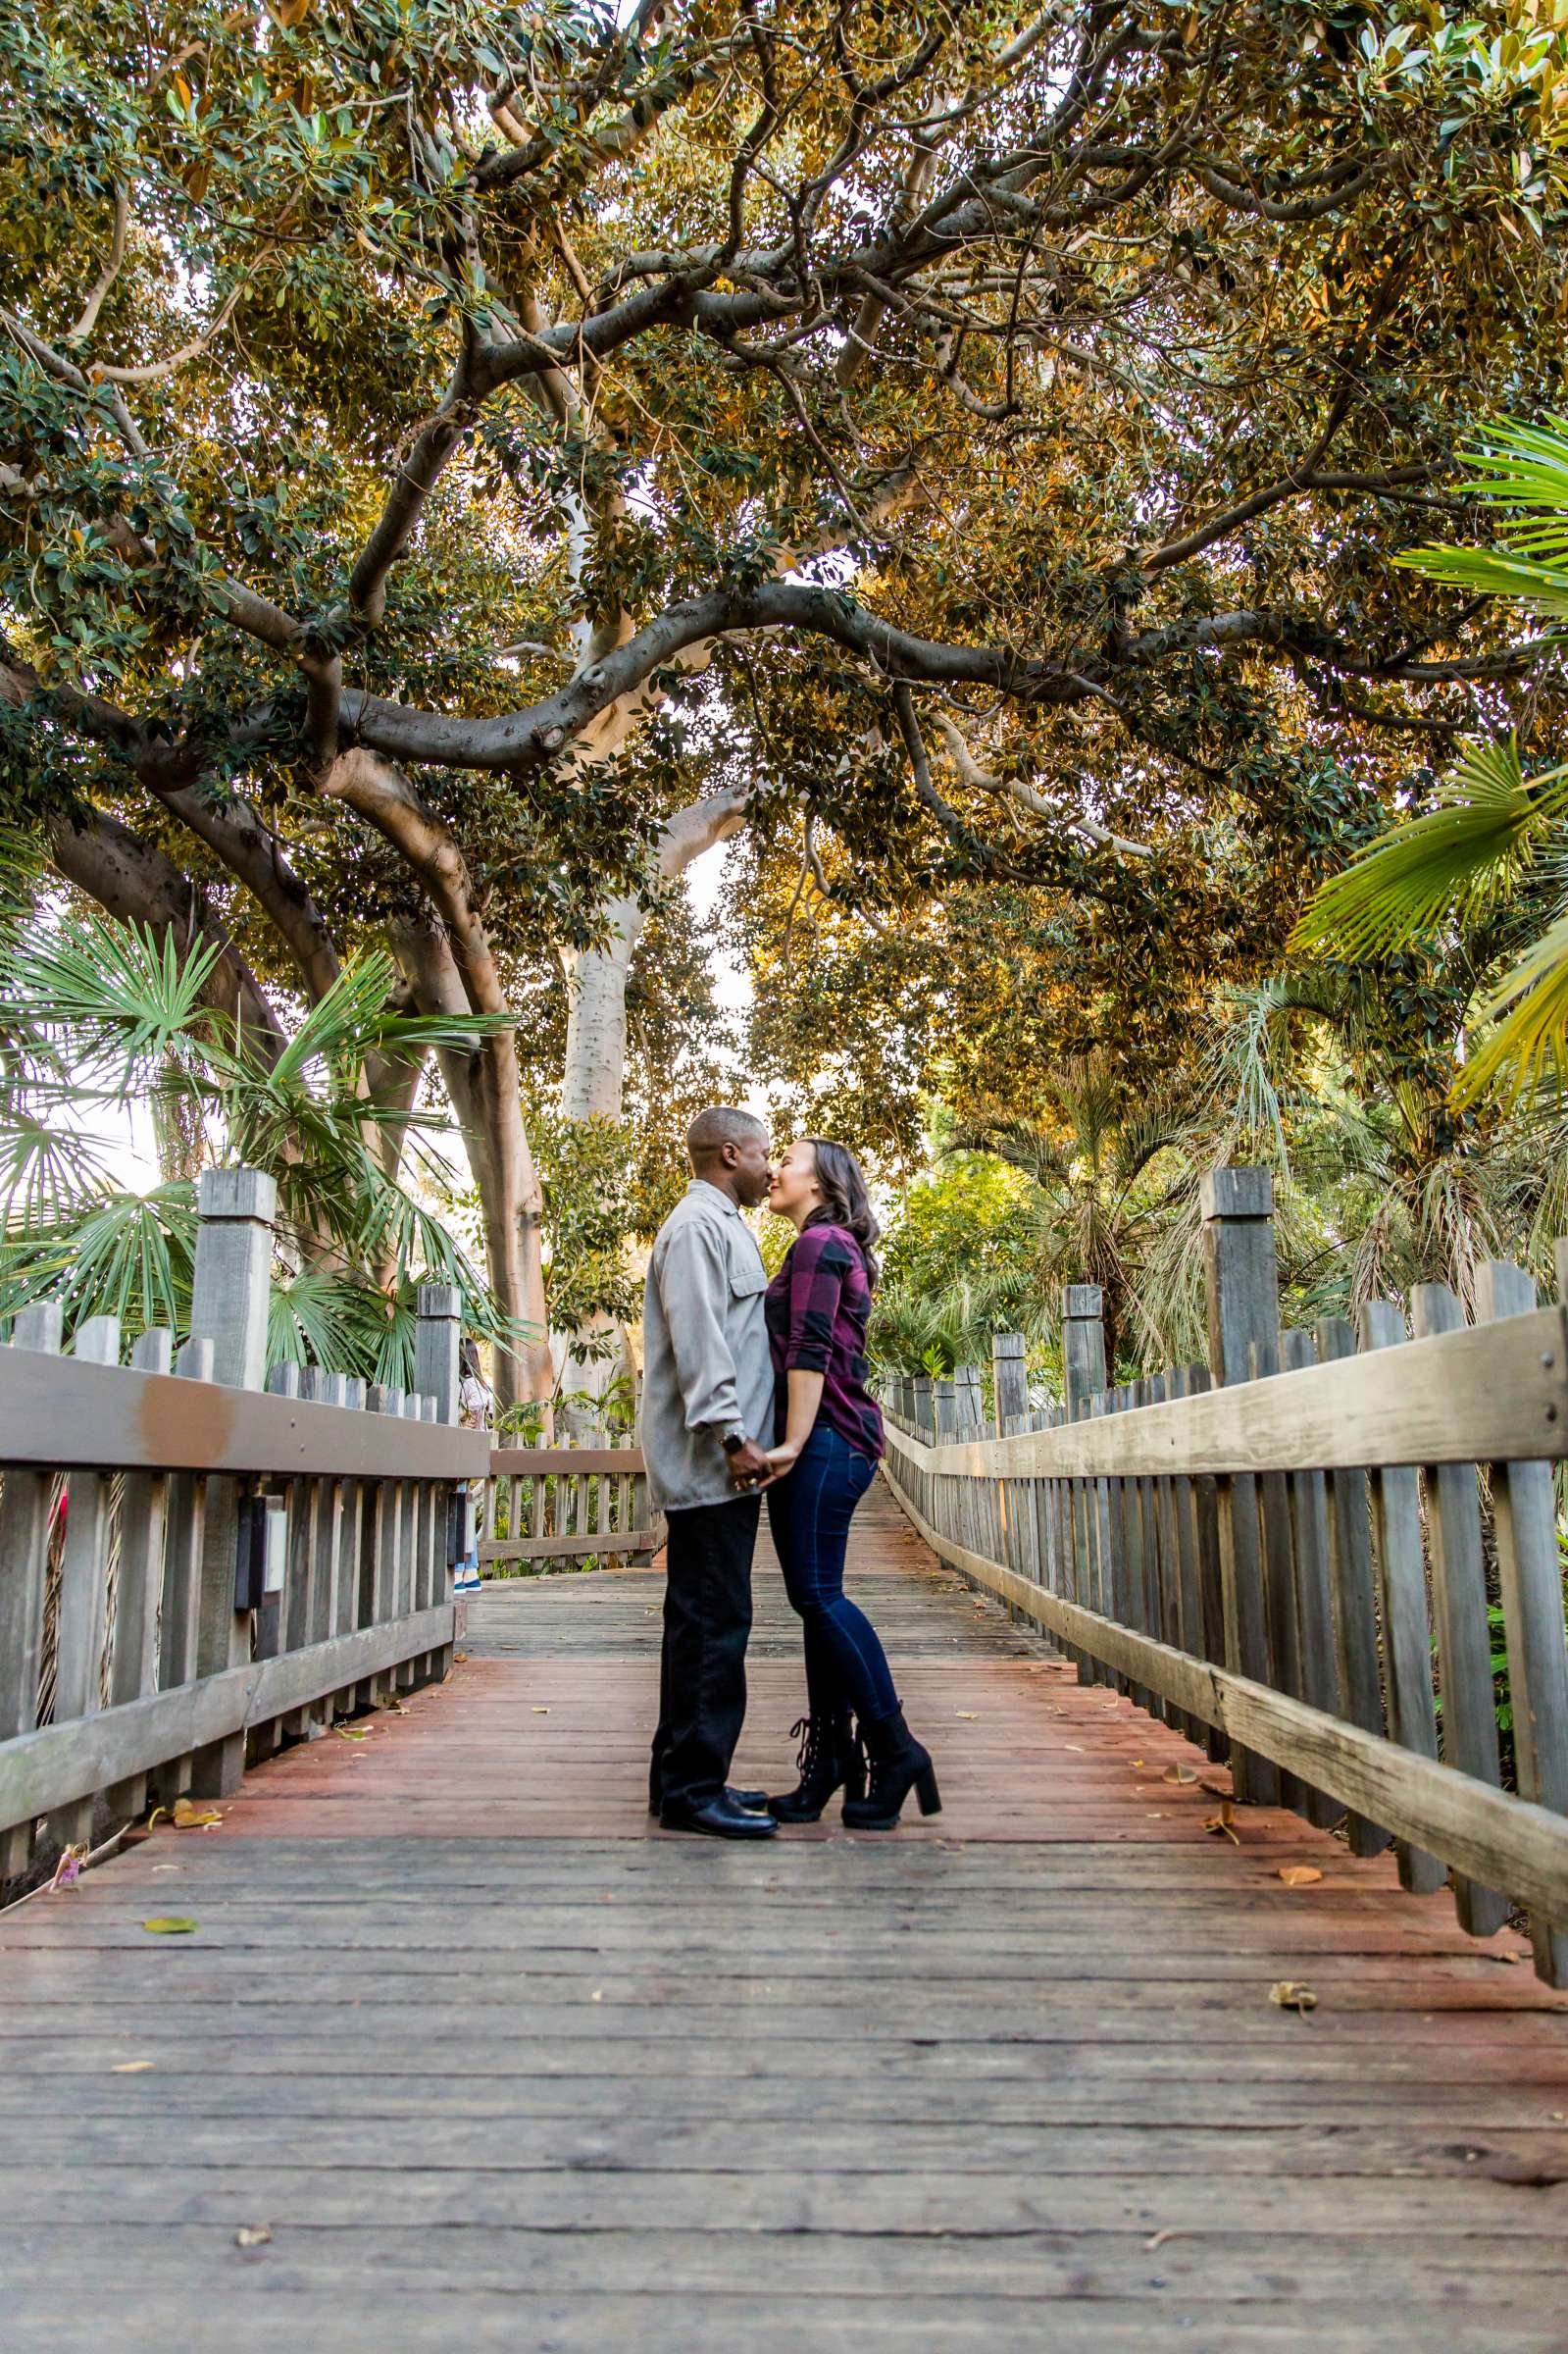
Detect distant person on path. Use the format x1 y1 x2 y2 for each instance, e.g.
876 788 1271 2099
640 1107 779 1839
762 1139 940 1830
453 1339 491 1596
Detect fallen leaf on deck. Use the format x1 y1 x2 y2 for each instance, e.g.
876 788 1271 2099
171 1798 223 1829
1162 1766 1198 1786
955 1711 979 1720
589 1989 603 2003
1129 1760 1146 1770
337 1728 371 1741
532 1707 550 1714
1063 1743 1085 1753
1278 1865 1324 1887
1492 1951 1521 1967
1269 1980 1318 2013
233 2225 272 2249
141 1918 196 1935
1203 1802 1240 1845
112 2061 154 2073
1145 2229 1179 2251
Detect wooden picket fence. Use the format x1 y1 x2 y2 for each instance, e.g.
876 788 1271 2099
481 1445 661 1573
879 1168 1568 1986
0 1167 485 1890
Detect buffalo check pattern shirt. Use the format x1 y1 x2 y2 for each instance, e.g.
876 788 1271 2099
765 1214 884 1461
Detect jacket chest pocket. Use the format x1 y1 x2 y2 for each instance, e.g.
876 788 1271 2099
728 1253 768 1304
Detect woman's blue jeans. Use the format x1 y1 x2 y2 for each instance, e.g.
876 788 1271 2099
767 1421 898 1724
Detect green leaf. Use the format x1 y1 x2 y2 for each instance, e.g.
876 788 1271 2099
1291 741 1568 960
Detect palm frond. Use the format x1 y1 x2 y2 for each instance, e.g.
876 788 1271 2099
1391 546 1568 620
1454 908 1568 1107
7 913 228 1087
267 1263 393 1373
1395 415 1568 614
269 950 509 1090
1292 741 1568 961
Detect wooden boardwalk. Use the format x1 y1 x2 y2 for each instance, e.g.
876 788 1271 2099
2 1479 1566 2350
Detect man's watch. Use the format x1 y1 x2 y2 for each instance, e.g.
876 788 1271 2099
721 1429 748 1455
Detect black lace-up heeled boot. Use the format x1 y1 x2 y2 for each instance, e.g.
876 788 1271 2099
767 1708 865 1823
840 1707 939 1829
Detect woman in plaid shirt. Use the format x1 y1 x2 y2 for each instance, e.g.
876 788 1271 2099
758 1138 940 1830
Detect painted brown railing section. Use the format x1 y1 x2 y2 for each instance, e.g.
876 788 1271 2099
878 1171 1568 1987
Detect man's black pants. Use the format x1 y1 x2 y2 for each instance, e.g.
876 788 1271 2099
651 1493 762 1810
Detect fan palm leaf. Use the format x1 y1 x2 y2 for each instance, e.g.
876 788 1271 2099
1291 740 1568 962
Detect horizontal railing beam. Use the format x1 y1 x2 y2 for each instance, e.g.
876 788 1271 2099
0 1606 455 1836
480 1531 652 1562
488 1448 644 1475
0 1349 489 1478
884 1306 1568 1477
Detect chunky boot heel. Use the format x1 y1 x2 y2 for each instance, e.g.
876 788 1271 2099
768 1711 861 1823
841 1707 938 1830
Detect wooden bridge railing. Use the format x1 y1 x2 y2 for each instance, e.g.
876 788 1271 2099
879 1167 1568 1986
481 1446 661 1572
0 1167 486 1894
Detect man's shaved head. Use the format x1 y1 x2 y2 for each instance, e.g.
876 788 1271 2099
686 1106 768 1162
685 1106 772 1206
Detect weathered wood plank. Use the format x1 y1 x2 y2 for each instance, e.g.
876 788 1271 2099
480 1529 652 1562
0 1348 487 1477
490 1448 645 1475
881 1307 1568 1477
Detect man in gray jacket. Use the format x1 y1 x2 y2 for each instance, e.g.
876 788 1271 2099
642 1106 779 1838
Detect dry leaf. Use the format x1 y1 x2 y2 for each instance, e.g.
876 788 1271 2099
141 1918 196 1935
589 1989 603 2003
955 1711 979 1720
1203 1802 1240 1846
1492 1951 1522 1967
532 1707 550 1715
1278 1865 1324 1887
1145 2228 1179 2251
1269 1980 1318 2013
337 1727 371 1741
234 2224 273 2248
1063 1743 1085 1753
112 2061 154 2073
1129 1759 1146 1770
172 1798 223 1829
1161 1765 1198 1786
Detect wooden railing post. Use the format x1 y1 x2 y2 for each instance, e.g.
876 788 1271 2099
0 1302 63 1881
188 1166 277 1799
1062 1286 1106 1683
416 1285 462 1678
1200 1168 1279 1805
991 1332 1028 1427
49 1313 121 1849
1477 1259 1568 1986
990 1330 1033 1619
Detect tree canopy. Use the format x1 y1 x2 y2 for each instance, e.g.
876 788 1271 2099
6 0 1568 1388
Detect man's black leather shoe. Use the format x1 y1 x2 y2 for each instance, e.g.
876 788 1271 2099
649 1785 767 1817
660 1792 779 1838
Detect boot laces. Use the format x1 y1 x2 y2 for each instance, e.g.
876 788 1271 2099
788 1714 820 1776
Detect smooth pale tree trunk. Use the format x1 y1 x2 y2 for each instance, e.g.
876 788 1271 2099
554 794 749 1432
561 897 642 1123
391 915 553 1415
